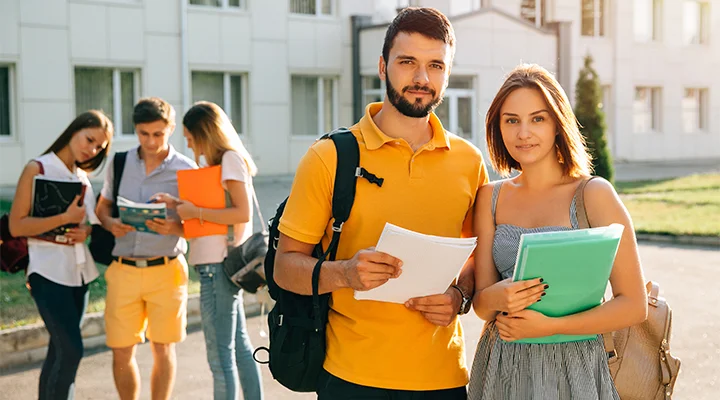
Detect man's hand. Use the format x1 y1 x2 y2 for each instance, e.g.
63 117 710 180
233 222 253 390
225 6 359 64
145 218 183 236
495 309 557 342
109 218 135 238
342 247 403 291
406 286 462 327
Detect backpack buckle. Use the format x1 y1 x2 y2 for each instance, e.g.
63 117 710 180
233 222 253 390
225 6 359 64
332 222 344 233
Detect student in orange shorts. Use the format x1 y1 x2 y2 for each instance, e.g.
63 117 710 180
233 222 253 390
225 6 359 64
96 98 197 400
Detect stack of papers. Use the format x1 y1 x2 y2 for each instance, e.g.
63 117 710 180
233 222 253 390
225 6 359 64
117 196 167 234
511 223 624 344
354 223 477 304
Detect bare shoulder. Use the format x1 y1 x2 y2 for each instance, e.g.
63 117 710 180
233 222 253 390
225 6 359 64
479 180 501 201
20 160 42 180
584 176 620 203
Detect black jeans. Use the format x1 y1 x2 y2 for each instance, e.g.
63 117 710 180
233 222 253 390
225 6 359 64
28 273 89 400
317 369 467 400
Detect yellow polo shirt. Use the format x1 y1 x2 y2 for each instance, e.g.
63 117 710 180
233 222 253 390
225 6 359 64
279 103 488 390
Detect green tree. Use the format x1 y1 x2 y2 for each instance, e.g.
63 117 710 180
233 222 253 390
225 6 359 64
575 55 614 183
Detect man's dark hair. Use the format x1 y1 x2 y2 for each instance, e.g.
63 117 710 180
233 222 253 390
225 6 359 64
382 7 455 63
133 97 176 126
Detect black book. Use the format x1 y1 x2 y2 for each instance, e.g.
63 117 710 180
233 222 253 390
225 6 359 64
31 176 86 245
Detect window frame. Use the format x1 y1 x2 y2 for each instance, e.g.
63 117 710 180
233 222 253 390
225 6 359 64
633 86 662 134
683 0 710 45
188 0 245 10
520 0 545 28
74 66 141 137
0 63 16 142
682 88 709 133
634 0 663 43
289 0 334 17
190 70 249 136
290 75 339 137
581 0 606 37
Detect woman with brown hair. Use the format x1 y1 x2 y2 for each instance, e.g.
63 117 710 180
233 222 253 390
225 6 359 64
153 101 262 400
468 64 647 399
9 110 113 399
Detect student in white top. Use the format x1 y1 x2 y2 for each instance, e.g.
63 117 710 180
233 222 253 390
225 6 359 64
153 101 263 400
8 110 113 400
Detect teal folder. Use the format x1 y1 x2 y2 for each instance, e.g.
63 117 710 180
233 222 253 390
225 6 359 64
510 224 624 344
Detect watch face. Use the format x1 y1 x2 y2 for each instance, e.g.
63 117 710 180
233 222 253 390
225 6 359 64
460 297 471 315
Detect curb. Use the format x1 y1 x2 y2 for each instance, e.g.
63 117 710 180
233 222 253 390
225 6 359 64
636 233 720 248
0 292 267 372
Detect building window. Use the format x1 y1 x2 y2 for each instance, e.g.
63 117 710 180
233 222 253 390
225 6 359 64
290 0 332 16
75 67 139 136
581 0 605 37
291 76 337 136
634 0 662 42
434 76 476 140
191 71 246 135
521 0 545 28
189 0 243 8
683 1 709 45
362 76 385 106
683 88 708 133
633 87 661 133
0 65 11 138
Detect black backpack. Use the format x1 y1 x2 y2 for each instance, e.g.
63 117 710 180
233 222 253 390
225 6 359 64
89 151 127 265
254 128 383 392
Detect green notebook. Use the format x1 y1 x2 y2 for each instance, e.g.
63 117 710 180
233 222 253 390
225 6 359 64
510 224 624 344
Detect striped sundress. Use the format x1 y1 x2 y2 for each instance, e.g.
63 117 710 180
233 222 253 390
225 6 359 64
468 182 620 400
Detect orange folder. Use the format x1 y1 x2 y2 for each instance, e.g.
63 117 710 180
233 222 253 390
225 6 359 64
177 165 227 239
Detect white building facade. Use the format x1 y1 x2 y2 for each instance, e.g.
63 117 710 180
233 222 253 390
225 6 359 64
1 0 718 187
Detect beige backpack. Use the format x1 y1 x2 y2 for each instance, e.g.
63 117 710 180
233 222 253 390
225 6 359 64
576 177 681 399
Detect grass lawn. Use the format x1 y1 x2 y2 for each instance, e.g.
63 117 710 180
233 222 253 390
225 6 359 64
617 173 720 237
0 265 200 330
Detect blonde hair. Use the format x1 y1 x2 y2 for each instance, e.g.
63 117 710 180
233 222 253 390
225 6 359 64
182 101 258 176
485 64 592 178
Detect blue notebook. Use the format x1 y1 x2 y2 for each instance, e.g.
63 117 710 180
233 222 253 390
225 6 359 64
510 224 624 344
117 196 167 234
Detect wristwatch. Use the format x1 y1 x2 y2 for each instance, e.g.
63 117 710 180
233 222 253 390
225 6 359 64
451 284 472 315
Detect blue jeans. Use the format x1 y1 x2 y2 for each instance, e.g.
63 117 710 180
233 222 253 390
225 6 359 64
196 263 263 400
28 273 89 400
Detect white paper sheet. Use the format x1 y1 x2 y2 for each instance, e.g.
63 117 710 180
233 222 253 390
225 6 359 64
354 223 477 304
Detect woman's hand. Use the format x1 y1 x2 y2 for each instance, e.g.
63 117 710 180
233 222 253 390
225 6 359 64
495 309 557 341
176 201 200 222
150 193 180 209
481 277 547 314
64 225 90 245
63 195 86 225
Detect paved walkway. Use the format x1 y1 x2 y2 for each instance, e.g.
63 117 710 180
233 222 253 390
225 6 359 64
1 242 718 399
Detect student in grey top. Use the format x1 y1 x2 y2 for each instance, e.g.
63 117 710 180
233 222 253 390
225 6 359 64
96 97 197 400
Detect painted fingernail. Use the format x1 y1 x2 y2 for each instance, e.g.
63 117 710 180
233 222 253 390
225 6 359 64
544 284 549 289
502 312 508 316
537 299 542 302
539 278 544 283
541 292 546 296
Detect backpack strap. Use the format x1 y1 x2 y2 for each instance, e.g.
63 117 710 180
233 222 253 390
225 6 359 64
573 176 618 355
310 128 362 331
574 176 597 230
111 152 128 218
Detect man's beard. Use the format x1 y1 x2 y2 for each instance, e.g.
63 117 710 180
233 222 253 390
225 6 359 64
385 75 444 118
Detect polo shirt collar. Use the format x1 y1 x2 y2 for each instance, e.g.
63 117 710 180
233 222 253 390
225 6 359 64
358 102 451 151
